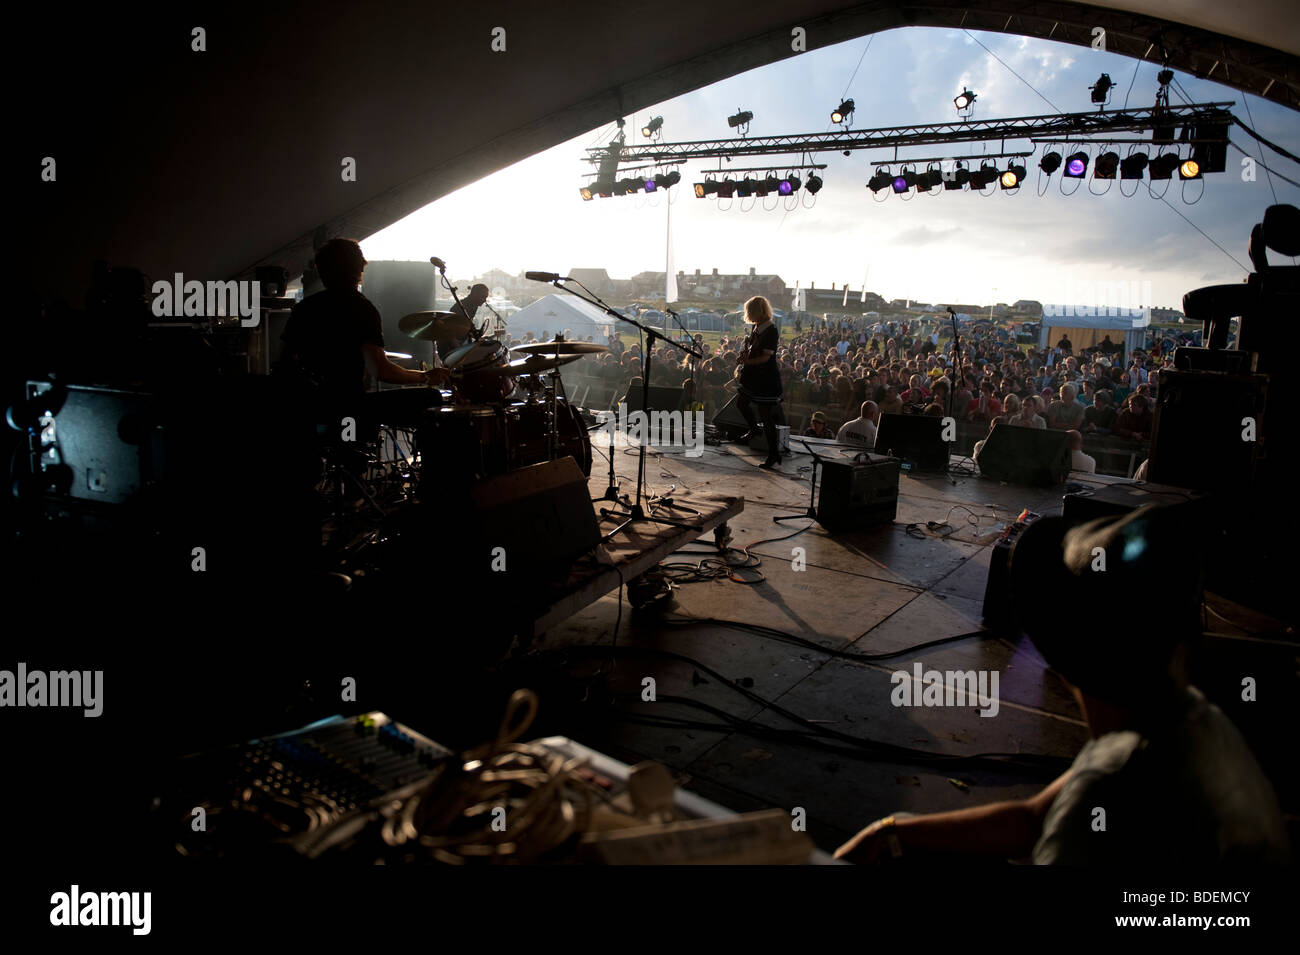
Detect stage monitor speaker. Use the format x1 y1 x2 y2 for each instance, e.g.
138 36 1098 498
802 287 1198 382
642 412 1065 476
874 413 948 470
816 453 900 530
975 426 1071 486
623 385 684 413
1148 369 1267 494
469 457 601 580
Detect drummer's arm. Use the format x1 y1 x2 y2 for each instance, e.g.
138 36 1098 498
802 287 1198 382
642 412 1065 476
363 343 447 386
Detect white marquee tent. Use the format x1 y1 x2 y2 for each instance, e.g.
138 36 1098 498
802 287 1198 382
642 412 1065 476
505 293 617 342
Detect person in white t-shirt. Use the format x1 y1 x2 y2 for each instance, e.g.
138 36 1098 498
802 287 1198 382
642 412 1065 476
837 400 878 448
1067 430 1096 474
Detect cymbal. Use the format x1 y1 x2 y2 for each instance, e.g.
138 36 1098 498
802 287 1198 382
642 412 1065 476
510 341 608 355
398 310 472 342
484 354 584 376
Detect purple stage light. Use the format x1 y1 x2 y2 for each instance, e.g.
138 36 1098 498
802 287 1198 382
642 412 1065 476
778 179 793 195
644 179 657 192
1067 158 1085 176
892 177 908 193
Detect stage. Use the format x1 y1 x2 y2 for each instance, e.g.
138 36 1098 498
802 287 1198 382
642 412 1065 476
517 431 1298 855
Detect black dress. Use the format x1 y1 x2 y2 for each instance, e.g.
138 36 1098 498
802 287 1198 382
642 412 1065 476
738 323 782 403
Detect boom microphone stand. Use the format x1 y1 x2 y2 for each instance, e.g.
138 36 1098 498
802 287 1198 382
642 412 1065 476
527 275 703 542
946 306 964 421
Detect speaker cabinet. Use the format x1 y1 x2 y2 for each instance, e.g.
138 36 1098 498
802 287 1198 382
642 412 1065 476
976 426 1071 486
874 413 949 471
1148 369 1267 494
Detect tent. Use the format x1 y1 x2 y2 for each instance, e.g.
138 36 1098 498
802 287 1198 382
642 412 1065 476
505 293 616 342
1039 305 1149 354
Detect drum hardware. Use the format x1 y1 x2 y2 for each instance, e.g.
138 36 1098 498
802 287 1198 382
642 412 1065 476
510 341 609 356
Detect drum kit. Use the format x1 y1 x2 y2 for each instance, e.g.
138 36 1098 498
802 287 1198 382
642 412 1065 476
365 310 608 493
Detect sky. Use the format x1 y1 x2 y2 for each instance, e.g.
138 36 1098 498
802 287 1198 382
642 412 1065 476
361 26 1300 311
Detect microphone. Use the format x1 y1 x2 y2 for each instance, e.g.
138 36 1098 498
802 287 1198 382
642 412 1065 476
430 257 447 270
525 271 565 283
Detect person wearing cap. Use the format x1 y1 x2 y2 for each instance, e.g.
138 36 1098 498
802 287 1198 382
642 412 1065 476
804 411 833 439
439 282 492 360
837 505 1289 865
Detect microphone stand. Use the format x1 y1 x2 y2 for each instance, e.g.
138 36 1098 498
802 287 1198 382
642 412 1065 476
946 306 963 421
533 277 703 542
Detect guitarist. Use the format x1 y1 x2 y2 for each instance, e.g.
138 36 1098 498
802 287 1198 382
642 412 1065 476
734 295 783 469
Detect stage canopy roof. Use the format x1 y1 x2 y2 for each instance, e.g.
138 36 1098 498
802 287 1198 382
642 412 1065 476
21 1 1299 304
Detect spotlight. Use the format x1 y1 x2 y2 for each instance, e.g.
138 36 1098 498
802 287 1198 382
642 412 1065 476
641 116 663 138
580 184 595 201
970 162 999 189
1094 152 1120 180
779 175 800 195
617 178 641 194
891 167 916 193
1000 162 1026 190
1064 151 1089 178
831 99 855 124
1179 158 1201 180
761 174 780 196
737 176 758 197
868 169 892 193
943 162 969 190
805 173 823 194
954 88 977 111
1149 153 1181 180
655 170 681 190
1120 153 1148 180
694 182 706 198
1090 73 1113 104
644 178 657 193
1039 151 1063 175
728 109 754 129
718 178 737 198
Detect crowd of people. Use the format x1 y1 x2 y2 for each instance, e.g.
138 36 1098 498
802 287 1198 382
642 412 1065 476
559 316 1176 452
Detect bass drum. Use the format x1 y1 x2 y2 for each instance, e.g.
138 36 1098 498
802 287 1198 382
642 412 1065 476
443 339 515 403
505 400 592 477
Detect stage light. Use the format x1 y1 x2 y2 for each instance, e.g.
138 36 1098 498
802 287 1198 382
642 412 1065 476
1039 151 1062 175
1149 153 1180 180
805 173 823 194
580 184 595 201
892 167 916 193
718 178 736 197
1120 153 1148 180
1000 162 1026 189
760 174 780 196
943 162 969 190
736 176 758 197
954 88 977 111
970 162 999 189
1090 73 1113 104
641 116 663 138
617 178 641 194
728 109 754 128
1179 158 1201 180
868 169 892 193
655 170 681 190
779 175 800 195
1094 152 1120 180
644 178 657 192
1064 151 1089 178
831 99 855 124
694 182 706 198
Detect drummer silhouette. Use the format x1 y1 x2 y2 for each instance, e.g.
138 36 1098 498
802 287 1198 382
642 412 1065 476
439 283 491 360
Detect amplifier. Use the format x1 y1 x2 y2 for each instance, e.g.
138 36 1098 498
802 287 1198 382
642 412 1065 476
982 510 1044 631
816 453 900 530
750 425 791 454
1062 481 1211 526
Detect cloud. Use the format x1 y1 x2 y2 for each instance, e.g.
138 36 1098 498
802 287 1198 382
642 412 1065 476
894 224 962 245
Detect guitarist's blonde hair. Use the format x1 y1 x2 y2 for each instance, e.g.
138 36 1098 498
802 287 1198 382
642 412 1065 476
743 295 773 324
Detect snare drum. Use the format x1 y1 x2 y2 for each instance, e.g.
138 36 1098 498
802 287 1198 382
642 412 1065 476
444 338 515 403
